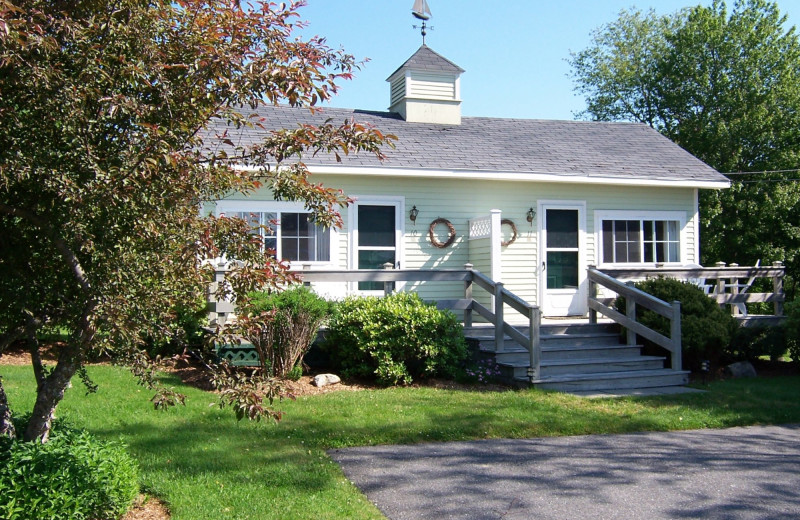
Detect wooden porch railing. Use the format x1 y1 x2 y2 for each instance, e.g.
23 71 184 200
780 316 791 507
599 262 785 318
587 268 683 372
293 264 544 381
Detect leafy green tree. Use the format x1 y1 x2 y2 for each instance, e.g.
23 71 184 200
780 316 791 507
570 0 800 294
0 0 391 442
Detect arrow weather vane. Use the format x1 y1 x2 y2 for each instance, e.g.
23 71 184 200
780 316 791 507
412 0 433 44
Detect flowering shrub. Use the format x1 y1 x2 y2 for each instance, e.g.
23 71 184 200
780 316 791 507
462 358 503 384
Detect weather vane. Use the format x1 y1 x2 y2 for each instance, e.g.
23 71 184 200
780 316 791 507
412 0 433 44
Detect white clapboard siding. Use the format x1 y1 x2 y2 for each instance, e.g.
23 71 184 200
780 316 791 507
214 174 698 304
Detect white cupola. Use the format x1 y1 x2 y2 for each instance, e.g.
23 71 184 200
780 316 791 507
386 45 465 125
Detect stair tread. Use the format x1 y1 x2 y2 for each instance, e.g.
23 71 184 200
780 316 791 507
481 344 641 354
498 355 666 368
466 332 619 341
528 369 689 384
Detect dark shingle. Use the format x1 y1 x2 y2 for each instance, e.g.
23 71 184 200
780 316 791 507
211 104 727 184
385 45 465 79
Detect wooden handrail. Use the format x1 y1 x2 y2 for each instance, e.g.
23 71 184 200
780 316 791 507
588 268 682 371
599 263 785 316
287 265 542 382
209 265 543 382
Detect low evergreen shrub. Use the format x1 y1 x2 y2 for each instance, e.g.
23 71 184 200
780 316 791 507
145 299 209 358
0 420 139 520
241 286 331 378
729 324 788 361
323 292 468 385
615 278 739 371
786 299 800 365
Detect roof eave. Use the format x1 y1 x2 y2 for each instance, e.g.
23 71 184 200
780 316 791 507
238 164 730 189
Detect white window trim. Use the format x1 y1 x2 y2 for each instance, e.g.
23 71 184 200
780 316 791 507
214 200 338 267
595 210 687 267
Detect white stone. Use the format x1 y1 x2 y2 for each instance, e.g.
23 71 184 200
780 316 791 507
313 374 341 387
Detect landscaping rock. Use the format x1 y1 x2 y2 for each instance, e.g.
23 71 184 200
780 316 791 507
725 361 757 378
313 374 341 387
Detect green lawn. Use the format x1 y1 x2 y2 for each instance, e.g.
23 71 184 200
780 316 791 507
3 365 800 519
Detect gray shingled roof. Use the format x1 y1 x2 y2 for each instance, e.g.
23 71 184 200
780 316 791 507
212 104 727 185
386 44 465 79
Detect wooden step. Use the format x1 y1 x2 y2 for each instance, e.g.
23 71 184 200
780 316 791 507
490 344 644 365
525 369 690 392
498 356 666 379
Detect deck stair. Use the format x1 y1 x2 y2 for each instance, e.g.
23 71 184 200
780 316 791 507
464 322 689 392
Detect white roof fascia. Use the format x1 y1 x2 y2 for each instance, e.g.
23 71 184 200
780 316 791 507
310 165 730 189
237 165 729 189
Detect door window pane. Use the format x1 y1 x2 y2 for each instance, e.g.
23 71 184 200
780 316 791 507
546 210 578 248
358 206 396 247
547 251 579 289
358 250 395 291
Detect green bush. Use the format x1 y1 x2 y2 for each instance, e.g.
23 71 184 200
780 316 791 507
286 364 303 381
729 324 788 362
0 420 139 520
787 299 800 365
146 299 209 358
615 278 738 371
323 292 468 385
241 286 331 378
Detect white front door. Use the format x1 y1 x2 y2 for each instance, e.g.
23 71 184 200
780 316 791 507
350 198 404 294
539 203 587 316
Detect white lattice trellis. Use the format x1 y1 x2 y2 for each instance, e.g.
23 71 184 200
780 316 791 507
469 216 491 239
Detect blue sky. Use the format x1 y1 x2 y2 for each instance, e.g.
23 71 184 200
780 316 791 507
296 0 800 120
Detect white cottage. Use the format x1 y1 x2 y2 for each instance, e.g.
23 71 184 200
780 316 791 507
211 44 729 318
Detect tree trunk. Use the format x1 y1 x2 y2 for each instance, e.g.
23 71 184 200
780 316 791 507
24 348 81 442
24 309 94 443
0 377 15 439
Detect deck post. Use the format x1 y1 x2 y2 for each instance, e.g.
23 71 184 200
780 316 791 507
773 261 785 316
588 265 597 324
382 262 394 296
715 262 727 305
729 263 740 315
528 306 541 382
670 300 682 371
626 281 636 346
464 263 473 327
494 281 504 352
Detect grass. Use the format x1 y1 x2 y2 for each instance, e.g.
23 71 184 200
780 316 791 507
3 365 800 519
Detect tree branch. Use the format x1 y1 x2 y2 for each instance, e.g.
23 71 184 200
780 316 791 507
0 203 91 294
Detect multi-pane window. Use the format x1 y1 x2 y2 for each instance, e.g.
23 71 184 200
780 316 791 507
228 211 330 262
602 219 679 264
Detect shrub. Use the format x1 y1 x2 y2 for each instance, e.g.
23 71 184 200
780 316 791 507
459 358 503 385
615 278 738 371
145 299 209 358
0 420 139 520
729 324 788 362
323 292 468 385
240 286 331 378
787 299 800 365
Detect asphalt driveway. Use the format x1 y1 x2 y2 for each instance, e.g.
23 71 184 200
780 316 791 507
329 425 800 520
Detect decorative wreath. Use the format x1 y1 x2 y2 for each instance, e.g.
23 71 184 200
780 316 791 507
428 218 456 248
501 218 518 247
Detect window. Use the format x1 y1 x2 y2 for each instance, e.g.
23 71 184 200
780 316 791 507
602 219 680 264
227 210 330 263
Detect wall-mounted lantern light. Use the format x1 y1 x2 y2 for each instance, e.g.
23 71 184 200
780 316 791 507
410 205 419 223
526 207 536 225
